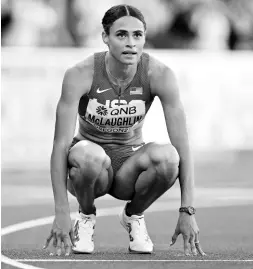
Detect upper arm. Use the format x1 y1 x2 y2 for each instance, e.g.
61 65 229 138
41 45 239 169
150 57 184 115
53 58 93 146
53 69 81 145
149 57 188 143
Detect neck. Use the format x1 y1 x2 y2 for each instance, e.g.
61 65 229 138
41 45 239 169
106 51 137 81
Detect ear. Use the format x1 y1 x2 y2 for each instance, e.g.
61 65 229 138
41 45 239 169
102 32 109 45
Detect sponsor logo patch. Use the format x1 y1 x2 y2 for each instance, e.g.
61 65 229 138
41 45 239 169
96 106 108 116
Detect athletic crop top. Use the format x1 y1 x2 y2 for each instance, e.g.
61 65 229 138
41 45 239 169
77 51 154 144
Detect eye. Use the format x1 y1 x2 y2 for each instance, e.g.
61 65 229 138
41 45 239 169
117 33 126 38
134 32 143 38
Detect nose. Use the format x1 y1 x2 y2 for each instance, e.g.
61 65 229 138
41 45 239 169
126 36 136 47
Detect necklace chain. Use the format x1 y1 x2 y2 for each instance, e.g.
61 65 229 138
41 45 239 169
106 66 129 82
105 62 136 87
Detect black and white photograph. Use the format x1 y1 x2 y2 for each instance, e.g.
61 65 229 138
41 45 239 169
1 0 253 268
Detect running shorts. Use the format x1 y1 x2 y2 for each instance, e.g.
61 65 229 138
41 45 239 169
69 137 145 174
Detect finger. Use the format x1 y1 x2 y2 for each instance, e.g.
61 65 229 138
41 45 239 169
43 233 53 249
170 230 180 246
56 235 62 256
189 237 197 256
195 242 206 256
195 233 206 256
65 245 71 256
183 235 191 256
63 237 71 256
48 234 57 256
69 229 76 247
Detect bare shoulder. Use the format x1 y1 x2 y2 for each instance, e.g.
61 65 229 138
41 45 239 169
74 54 94 76
148 55 169 77
63 54 94 97
148 55 179 102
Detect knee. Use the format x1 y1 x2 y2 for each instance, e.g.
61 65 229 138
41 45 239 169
68 141 111 179
149 143 179 183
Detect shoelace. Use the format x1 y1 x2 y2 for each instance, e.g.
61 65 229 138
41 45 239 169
130 218 150 242
74 217 94 241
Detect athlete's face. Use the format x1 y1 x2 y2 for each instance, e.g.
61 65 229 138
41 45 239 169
103 16 146 65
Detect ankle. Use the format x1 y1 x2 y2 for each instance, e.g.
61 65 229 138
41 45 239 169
125 203 143 217
125 204 132 217
79 205 96 216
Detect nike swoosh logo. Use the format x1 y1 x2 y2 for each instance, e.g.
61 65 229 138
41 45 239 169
97 88 113 93
132 145 143 152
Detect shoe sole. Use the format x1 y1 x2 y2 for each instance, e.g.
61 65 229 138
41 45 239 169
72 247 94 254
128 247 153 254
72 249 94 254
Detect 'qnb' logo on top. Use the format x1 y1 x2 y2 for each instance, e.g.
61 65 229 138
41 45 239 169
96 106 108 116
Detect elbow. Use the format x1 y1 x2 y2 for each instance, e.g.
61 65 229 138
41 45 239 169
52 139 71 156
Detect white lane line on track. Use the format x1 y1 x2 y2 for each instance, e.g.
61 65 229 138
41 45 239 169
2 197 253 269
14 259 253 262
1 256 44 269
1 206 123 269
1 206 122 236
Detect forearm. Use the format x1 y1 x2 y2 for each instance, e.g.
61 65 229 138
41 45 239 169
178 146 194 207
171 136 194 206
166 110 195 207
50 143 70 213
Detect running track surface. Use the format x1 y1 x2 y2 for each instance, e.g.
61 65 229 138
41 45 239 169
2 150 253 269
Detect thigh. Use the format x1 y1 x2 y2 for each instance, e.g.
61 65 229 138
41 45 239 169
67 137 114 198
110 142 177 200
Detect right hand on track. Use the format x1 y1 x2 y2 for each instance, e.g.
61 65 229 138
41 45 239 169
43 211 75 256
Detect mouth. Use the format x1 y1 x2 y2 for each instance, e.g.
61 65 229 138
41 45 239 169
122 51 137 55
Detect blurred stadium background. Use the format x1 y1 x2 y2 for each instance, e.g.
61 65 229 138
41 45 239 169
1 0 253 170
